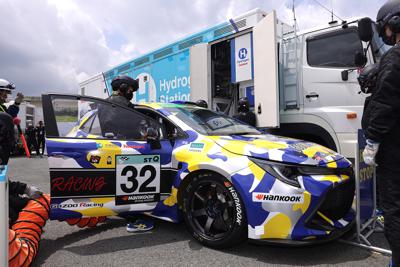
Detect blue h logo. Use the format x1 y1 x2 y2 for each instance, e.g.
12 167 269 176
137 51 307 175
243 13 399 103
238 48 247 59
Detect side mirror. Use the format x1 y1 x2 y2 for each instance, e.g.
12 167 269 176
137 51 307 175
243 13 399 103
146 127 161 149
358 17 373 42
354 51 367 67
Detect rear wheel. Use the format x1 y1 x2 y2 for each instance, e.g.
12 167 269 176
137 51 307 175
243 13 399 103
182 173 247 248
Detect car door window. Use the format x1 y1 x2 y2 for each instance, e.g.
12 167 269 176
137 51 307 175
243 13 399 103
307 27 363 68
51 96 157 140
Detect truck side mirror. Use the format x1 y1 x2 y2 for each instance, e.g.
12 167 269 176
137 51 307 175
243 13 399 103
358 17 373 42
354 51 367 67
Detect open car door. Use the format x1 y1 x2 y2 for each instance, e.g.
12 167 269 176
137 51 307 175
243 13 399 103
42 94 175 221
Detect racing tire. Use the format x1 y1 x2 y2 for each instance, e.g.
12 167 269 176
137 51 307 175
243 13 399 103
182 173 247 248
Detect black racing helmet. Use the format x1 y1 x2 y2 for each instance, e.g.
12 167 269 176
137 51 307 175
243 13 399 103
376 0 400 45
358 64 379 94
195 99 208 108
238 97 250 112
111 75 139 92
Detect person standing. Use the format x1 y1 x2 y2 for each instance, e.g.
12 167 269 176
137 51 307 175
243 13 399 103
36 121 45 155
362 1 400 265
105 75 154 233
0 79 24 117
25 123 40 157
233 97 256 127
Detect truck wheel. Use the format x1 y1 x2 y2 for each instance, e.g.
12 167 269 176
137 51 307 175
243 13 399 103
182 173 247 248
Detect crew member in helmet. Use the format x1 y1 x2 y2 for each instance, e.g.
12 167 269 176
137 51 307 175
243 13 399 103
362 1 400 265
0 78 24 117
98 75 140 139
233 97 256 127
0 113 42 225
99 75 154 233
195 99 208 109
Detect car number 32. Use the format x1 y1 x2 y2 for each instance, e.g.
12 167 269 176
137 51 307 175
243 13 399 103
116 155 161 197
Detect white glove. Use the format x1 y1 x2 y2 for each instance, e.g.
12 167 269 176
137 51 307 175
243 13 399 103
14 92 24 104
24 185 42 199
363 139 380 166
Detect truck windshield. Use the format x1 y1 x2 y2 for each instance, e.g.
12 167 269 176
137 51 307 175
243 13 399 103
371 23 390 62
164 106 261 136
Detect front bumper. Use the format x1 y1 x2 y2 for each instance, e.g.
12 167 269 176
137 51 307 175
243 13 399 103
231 163 355 244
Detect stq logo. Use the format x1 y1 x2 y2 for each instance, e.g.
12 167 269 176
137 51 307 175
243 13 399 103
238 48 248 60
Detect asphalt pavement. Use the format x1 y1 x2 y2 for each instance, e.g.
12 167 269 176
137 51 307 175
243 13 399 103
7 156 390 267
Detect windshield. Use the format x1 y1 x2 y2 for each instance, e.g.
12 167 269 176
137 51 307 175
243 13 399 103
164 106 261 136
371 22 390 62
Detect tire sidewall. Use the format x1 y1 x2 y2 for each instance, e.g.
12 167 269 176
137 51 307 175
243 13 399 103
182 173 247 248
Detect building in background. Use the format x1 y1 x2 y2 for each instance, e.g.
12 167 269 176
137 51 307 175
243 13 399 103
78 73 108 99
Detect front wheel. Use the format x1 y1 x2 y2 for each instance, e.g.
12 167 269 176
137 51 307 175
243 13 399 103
182 173 247 248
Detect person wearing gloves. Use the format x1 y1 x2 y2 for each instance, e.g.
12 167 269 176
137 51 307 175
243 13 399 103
0 78 24 117
362 1 400 265
100 75 155 233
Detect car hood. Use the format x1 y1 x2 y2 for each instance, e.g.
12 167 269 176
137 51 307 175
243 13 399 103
211 134 348 167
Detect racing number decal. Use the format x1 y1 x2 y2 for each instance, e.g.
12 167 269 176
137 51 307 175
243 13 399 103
115 155 160 205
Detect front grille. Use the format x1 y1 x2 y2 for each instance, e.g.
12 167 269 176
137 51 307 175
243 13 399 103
318 179 355 221
306 172 355 231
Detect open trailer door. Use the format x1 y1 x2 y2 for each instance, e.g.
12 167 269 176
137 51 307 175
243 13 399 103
253 10 279 128
190 43 211 104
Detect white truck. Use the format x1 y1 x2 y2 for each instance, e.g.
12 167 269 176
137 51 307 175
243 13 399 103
80 8 385 160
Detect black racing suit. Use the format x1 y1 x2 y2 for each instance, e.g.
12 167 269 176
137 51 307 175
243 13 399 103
36 126 45 155
0 112 29 225
97 95 144 140
362 44 400 264
233 111 256 127
26 125 39 155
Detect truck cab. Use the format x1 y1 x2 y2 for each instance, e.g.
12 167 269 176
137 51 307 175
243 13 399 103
190 11 387 160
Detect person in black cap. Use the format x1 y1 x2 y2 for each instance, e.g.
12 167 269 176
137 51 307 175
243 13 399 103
362 1 400 265
233 97 256 127
99 75 154 233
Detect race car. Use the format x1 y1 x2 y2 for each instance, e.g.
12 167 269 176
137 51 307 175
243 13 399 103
42 94 355 248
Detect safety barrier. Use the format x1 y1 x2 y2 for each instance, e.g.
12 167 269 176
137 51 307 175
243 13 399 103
340 129 391 256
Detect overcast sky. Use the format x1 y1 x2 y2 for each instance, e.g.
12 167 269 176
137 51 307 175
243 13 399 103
0 0 385 97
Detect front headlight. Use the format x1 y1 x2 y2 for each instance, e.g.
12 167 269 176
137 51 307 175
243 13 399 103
249 158 340 188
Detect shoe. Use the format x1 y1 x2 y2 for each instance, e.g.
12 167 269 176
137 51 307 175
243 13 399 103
126 219 154 233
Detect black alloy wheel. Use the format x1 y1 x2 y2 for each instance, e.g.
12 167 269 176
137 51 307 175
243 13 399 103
183 173 247 248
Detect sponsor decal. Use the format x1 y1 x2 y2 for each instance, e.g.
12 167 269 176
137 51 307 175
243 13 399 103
107 156 112 165
116 194 159 205
51 202 104 209
189 142 205 152
96 143 103 148
50 170 115 197
123 144 145 149
227 186 242 225
118 156 129 164
252 193 304 203
90 155 101 164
